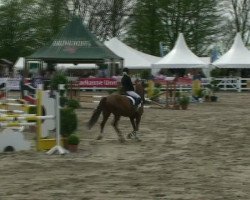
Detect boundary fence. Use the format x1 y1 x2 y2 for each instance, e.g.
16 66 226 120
1 77 250 93
151 77 250 92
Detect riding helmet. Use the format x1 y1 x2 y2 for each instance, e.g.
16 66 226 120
123 67 129 73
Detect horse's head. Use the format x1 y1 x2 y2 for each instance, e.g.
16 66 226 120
134 80 145 103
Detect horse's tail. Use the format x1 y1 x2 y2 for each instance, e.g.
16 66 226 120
87 97 107 129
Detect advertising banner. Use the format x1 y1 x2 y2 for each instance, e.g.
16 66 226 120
77 78 118 88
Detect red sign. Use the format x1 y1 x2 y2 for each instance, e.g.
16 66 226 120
77 78 118 88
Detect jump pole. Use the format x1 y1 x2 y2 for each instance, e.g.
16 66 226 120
0 85 65 153
47 84 69 155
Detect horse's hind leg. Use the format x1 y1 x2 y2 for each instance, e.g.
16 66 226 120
112 115 125 143
97 111 110 140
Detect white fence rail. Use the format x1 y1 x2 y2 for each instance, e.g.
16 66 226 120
202 77 250 92
165 77 250 92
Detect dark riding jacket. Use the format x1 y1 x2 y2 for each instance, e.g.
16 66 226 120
121 74 134 92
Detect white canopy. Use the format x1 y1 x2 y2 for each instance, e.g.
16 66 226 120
152 33 207 69
212 33 250 68
14 57 97 70
56 63 98 70
14 57 25 69
14 57 41 71
104 38 161 69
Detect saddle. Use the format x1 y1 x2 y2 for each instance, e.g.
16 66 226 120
126 95 141 109
120 91 141 109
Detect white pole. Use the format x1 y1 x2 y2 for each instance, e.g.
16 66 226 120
0 115 54 121
47 85 69 155
56 89 61 146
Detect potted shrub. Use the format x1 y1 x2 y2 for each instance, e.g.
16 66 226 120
150 83 162 102
202 88 212 102
60 108 78 138
206 79 220 102
179 94 190 110
66 134 80 152
60 96 68 107
50 71 68 96
66 99 81 109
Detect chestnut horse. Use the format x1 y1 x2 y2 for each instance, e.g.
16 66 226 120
87 80 145 142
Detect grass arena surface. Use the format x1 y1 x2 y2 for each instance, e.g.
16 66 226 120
0 92 250 200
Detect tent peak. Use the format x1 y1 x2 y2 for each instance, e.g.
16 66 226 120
152 33 207 69
212 32 250 68
232 32 247 50
174 33 189 50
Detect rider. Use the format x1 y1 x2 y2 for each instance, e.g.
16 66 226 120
121 67 141 109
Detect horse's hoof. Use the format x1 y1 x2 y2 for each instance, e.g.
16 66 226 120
119 137 126 143
127 131 136 139
96 135 103 140
135 137 141 142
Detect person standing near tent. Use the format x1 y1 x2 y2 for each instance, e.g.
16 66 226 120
121 68 141 109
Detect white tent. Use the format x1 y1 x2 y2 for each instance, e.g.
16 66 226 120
152 33 207 69
14 57 25 70
56 63 98 70
104 37 161 69
14 57 41 74
212 33 250 68
14 57 97 70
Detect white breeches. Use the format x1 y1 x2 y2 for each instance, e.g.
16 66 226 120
126 91 140 99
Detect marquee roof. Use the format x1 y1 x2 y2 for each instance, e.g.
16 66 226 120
104 38 161 69
27 17 122 63
212 33 250 68
152 33 207 69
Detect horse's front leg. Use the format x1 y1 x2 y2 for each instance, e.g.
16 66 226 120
128 115 142 142
135 114 142 132
127 117 137 140
135 114 142 141
112 115 125 143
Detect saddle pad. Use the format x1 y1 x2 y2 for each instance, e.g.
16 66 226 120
126 96 135 105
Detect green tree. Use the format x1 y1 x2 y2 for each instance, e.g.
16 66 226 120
158 0 221 56
29 0 70 49
71 0 134 41
124 0 165 56
218 0 250 49
124 0 221 57
0 0 36 61
0 0 70 62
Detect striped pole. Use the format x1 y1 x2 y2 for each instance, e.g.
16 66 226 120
0 115 54 122
0 102 36 107
0 122 36 127
0 109 25 114
37 84 43 151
